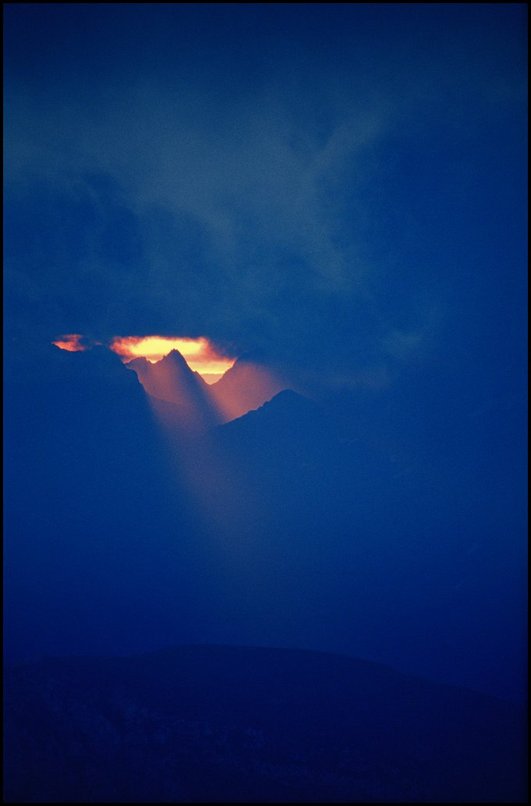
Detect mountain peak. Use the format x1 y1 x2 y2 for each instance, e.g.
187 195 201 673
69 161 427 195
159 349 190 368
266 388 308 406
258 388 319 417
216 389 320 436
209 357 289 421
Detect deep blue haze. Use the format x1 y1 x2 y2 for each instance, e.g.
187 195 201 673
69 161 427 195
3 4 528 801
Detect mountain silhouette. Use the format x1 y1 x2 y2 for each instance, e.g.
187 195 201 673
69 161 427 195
126 350 220 431
126 350 289 425
221 388 321 426
208 354 289 421
4 344 526 709
208 388 361 525
4 644 526 802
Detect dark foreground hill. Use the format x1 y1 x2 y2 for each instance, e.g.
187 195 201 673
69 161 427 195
4 645 527 803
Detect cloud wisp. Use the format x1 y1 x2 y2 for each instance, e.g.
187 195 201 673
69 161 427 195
4 4 526 391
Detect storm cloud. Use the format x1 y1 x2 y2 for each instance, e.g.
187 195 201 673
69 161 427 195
4 4 527 394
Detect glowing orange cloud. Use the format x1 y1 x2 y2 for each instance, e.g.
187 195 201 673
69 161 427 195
109 336 236 383
52 334 87 352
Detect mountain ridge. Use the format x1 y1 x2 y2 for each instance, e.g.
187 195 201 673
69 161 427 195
5 643 526 803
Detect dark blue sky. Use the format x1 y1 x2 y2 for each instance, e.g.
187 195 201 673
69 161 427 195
5 4 527 385
3 4 528 700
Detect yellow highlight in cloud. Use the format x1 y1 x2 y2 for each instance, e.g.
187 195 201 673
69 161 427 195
109 336 235 382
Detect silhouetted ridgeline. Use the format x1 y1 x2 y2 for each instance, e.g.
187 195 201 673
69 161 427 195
4 645 527 803
126 350 288 423
3 344 527 703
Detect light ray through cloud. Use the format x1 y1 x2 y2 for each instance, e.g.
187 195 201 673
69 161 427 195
143 380 262 548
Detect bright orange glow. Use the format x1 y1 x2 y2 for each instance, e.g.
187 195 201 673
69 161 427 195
52 334 87 352
109 336 235 382
146 392 261 541
210 362 288 421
